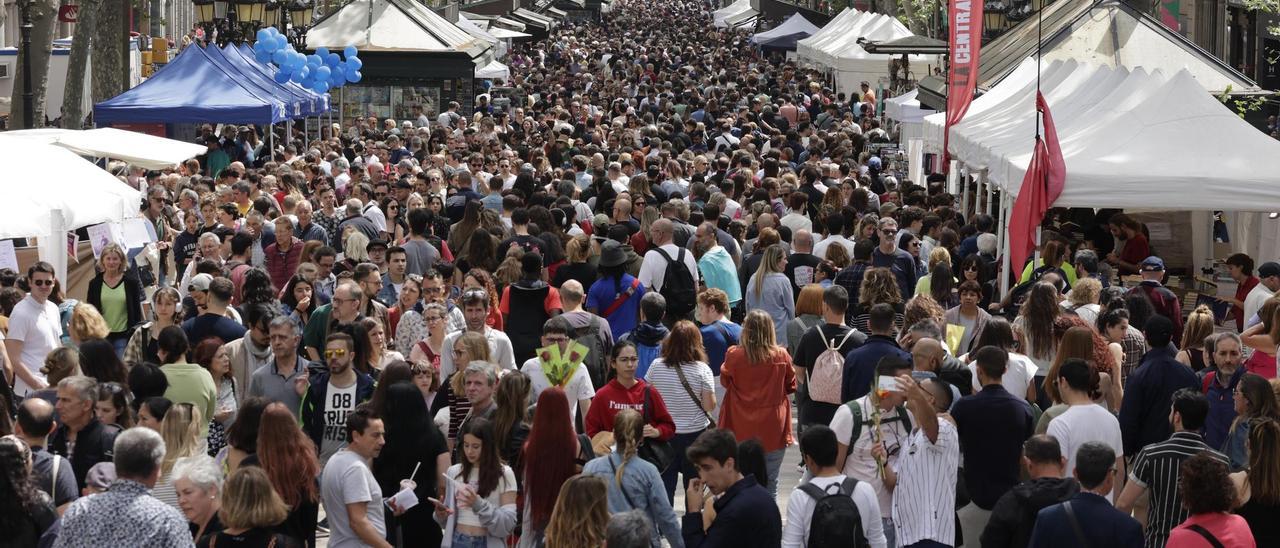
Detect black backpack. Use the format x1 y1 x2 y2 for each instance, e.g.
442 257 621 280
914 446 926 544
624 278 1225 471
654 247 696 318
797 477 868 548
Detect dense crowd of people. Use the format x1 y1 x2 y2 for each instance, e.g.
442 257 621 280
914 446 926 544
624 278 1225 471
0 0 1278 547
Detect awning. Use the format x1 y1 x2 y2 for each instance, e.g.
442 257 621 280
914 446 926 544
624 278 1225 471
475 60 510 81
5 128 206 170
488 27 533 39
512 8 556 30
546 7 569 18
723 8 758 29
492 17 527 32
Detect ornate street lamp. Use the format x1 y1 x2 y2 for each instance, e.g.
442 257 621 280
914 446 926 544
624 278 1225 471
288 1 315 48
193 0 269 45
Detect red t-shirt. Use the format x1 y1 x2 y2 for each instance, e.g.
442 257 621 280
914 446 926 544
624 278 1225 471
1119 232 1150 271
499 284 563 315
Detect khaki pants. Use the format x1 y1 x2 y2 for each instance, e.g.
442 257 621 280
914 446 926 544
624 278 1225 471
958 504 992 548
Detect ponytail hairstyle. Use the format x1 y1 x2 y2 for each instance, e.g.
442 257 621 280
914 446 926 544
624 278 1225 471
612 409 645 488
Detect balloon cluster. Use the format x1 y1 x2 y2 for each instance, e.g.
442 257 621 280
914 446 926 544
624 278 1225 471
251 27 363 93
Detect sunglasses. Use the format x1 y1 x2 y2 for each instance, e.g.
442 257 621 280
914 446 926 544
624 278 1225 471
324 348 348 358
31 279 54 287
881 228 896 235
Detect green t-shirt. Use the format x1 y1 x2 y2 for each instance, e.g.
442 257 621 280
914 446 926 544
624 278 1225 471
100 280 128 333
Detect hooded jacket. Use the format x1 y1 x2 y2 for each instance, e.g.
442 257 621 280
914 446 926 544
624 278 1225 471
625 321 670 347
300 363 375 451
979 476 1079 548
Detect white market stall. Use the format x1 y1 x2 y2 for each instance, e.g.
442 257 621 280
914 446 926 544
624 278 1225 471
884 88 935 142
5 127 206 170
795 9 936 94
750 13 820 51
475 60 511 81
713 0 754 27
923 57 1280 280
0 136 144 282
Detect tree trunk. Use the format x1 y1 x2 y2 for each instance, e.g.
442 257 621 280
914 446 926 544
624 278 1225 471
10 0 58 128
62 0 101 129
92 0 127 104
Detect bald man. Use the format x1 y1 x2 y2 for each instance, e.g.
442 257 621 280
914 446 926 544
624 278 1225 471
16 397 80 512
910 337 963 408
785 229 822 296
638 218 700 314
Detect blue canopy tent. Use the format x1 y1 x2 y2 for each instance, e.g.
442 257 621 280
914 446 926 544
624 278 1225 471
750 13 820 51
198 44 307 119
230 44 331 117
95 44 289 125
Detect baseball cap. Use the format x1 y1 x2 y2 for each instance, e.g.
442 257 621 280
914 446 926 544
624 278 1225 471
1140 256 1165 272
188 273 214 292
366 239 389 252
1259 261 1280 278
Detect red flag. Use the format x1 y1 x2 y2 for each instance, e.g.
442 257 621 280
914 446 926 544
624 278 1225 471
942 0 984 172
1008 91 1066 275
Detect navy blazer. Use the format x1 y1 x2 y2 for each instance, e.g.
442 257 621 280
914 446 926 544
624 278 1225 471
1028 492 1143 548
1117 344 1199 456
682 475 781 548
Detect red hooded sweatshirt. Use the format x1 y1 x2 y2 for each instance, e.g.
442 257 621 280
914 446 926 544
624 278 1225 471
584 378 677 440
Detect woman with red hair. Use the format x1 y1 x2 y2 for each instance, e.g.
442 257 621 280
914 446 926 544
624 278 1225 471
255 402 321 547
516 388 592 548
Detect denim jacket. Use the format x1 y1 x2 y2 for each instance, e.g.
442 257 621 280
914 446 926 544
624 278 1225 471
583 452 684 548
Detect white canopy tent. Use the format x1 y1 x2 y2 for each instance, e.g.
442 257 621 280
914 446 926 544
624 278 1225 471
5 127 205 170
883 88 936 142
923 57 1280 279
713 0 752 26
475 60 511 81
722 7 759 29
0 136 144 282
795 9 935 94
306 0 492 64
750 12 820 49
488 26 532 40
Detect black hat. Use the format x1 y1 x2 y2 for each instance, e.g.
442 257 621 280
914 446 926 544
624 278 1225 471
366 239 389 252
599 240 627 268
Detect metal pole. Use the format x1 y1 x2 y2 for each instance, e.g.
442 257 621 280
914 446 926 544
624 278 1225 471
19 0 33 129
986 173 995 217
960 165 971 219
999 199 1013 297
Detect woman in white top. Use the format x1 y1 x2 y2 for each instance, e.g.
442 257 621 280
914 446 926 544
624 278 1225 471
961 317 1036 402
643 320 716 504
434 417 518 548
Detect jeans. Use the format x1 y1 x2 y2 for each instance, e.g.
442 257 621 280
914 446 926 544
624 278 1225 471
883 518 896 548
661 429 705 504
451 531 487 548
764 447 786 498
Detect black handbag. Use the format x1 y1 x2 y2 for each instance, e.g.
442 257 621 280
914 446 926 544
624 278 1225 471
636 386 676 472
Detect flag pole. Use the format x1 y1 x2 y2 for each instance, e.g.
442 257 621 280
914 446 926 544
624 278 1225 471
1032 0 1045 268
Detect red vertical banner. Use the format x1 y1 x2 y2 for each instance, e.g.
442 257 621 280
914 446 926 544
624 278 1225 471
1008 92 1066 275
942 0 984 172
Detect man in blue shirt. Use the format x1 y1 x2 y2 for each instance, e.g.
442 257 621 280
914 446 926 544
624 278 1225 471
587 240 646 342
697 289 742 421
841 303 910 402
1028 442 1144 548
870 217 917 298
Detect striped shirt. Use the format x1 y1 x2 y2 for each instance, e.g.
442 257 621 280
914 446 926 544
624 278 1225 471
1128 431 1227 548
644 359 714 433
891 418 960 546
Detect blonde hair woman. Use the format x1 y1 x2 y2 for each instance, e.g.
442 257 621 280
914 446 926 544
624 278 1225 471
746 244 794 347
87 242 143 356
155 402 206 510
1178 304 1216 371
444 332 492 447
719 310 797 497
68 303 111 345
581 409 683 547
544 475 610 548
1062 277 1103 326
202 466 294 546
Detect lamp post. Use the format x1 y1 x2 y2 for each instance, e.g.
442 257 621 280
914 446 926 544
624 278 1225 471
192 0 267 45
17 0 33 128
288 0 315 48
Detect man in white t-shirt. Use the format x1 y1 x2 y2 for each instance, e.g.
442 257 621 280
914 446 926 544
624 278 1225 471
520 317 595 420
1046 358 1125 502
7 262 64 395
830 356 914 548
783 424 887 548
637 219 700 294
303 333 375 466
321 406 401 548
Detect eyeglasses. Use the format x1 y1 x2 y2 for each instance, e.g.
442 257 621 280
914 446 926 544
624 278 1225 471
909 242 921 248
544 336 570 344
423 286 443 295
425 315 445 323
324 348 348 358
31 279 54 287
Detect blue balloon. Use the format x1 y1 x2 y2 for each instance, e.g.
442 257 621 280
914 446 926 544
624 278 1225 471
316 47 330 58
307 54 322 67
288 53 305 69
326 53 341 66
348 70 362 83
313 80 330 93
271 49 287 64
256 28 271 43
298 66 311 80
255 50 271 63
315 66 331 80
274 36 289 52
344 45 358 58
330 64 344 81
290 70 305 83
252 40 268 54
273 71 291 84
348 56 363 70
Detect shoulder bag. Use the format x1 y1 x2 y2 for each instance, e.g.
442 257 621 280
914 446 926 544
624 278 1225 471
636 386 676 472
